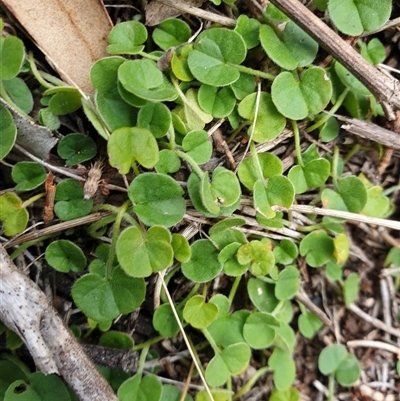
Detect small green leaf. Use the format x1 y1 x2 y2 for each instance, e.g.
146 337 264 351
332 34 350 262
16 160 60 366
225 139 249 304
128 173 185 227
161 385 193 401
153 18 191 50
107 21 147 54
318 344 347 375
72 268 145 322
321 176 368 213
54 179 92 220
298 312 323 339
12 162 46 191
234 15 260 49
2 77 33 114
299 230 334 267
288 158 330 194
319 116 339 142
57 133 97 166
116 226 173 277
336 353 361 386
119 59 177 102
171 44 194 82
343 272 359 307
138 102 172 138
247 278 279 312
238 92 286 142
0 105 17 161
183 295 218 329
45 240 86 273
188 28 246 86
27 372 71 401
171 233 191 263
198 85 236 118
275 265 300 300
237 239 275 276
334 62 371 96
273 239 298 265
182 130 212 165
362 186 391 217
99 331 134 349
269 388 300 401
153 304 181 338
181 239 222 283
219 242 249 276
108 127 159 173
269 348 296 391
243 312 278 349
328 0 391 36
0 35 25 79
155 149 181 174
360 38 386 65
44 87 82 115
271 68 332 120
0 192 29 236
230 72 255 100
119 374 162 401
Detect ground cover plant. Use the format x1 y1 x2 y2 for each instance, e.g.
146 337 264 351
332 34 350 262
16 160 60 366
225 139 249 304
0 1 400 400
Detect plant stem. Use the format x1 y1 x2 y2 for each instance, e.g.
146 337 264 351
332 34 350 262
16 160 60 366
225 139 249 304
10 234 55 260
138 51 160 61
175 149 204 177
28 52 55 89
233 367 269 400
106 200 130 279
137 345 150 376
306 87 349 133
132 336 164 352
250 140 265 185
292 120 304 167
202 328 220 355
327 373 335 401
228 275 242 306
229 63 275 81
332 146 340 190
21 192 45 208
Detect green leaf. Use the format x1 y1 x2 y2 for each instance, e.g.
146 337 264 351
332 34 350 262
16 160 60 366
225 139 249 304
183 295 219 329
153 304 181 337
362 186 391 217
45 240 86 273
107 21 147 54
237 239 275 276
247 278 279 312
0 35 24 79
271 68 332 120
319 116 339 142
253 176 294 219
0 105 17 161
116 226 173 277
359 38 386 65
155 149 181 174
161 385 193 401
44 87 81 115
128 173 185 227
181 239 222 283
153 19 191 50
335 353 361 386
260 21 318 70
219 242 249 276
188 28 246 86
118 374 162 401
288 158 330 194
99 331 134 349
299 230 334 267
0 192 29 236
138 102 171 138
234 15 260 49
108 127 159 173
205 343 250 387
119 59 177 102
334 62 371 96
318 344 347 375
11 162 46 191
328 0 391 36
182 130 212 165
91 56 125 93
171 233 191 263
243 312 278 349
171 44 194 82
321 176 368 213
57 133 97 166
198 85 236 118
72 267 145 322
238 152 283 191
2 77 33 114
275 265 300 300
343 272 359 307
384 247 400 268
230 72 255 101
269 348 296 391
298 312 323 339
238 92 286 142
54 179 92 220
269 388 300 401
273 239 298 265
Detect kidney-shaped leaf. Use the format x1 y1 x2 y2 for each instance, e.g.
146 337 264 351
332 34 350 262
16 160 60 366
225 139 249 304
12 162 46 191
108 127 159 173
57 133 97 166
0 192 29 236
237 239 275 276
183 295 219 329
153 18 191 50
188 28 246 86
243 312 278 349
271 68 332 120
182 130 212 165
0 105 17 161
107 21 147 54
299 230 334 267
45 240 86 273
328 0 391 36
0 35 24 80
128 173 185 227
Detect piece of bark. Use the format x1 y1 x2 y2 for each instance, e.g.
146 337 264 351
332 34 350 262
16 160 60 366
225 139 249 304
1 0 113 93
268 0 400 112
0 245 118 401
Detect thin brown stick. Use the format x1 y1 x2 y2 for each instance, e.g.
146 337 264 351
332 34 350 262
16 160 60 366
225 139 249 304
268 0 400 112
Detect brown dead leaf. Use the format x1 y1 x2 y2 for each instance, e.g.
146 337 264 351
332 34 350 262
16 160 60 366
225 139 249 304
145 0 205 26
1 0 113 93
